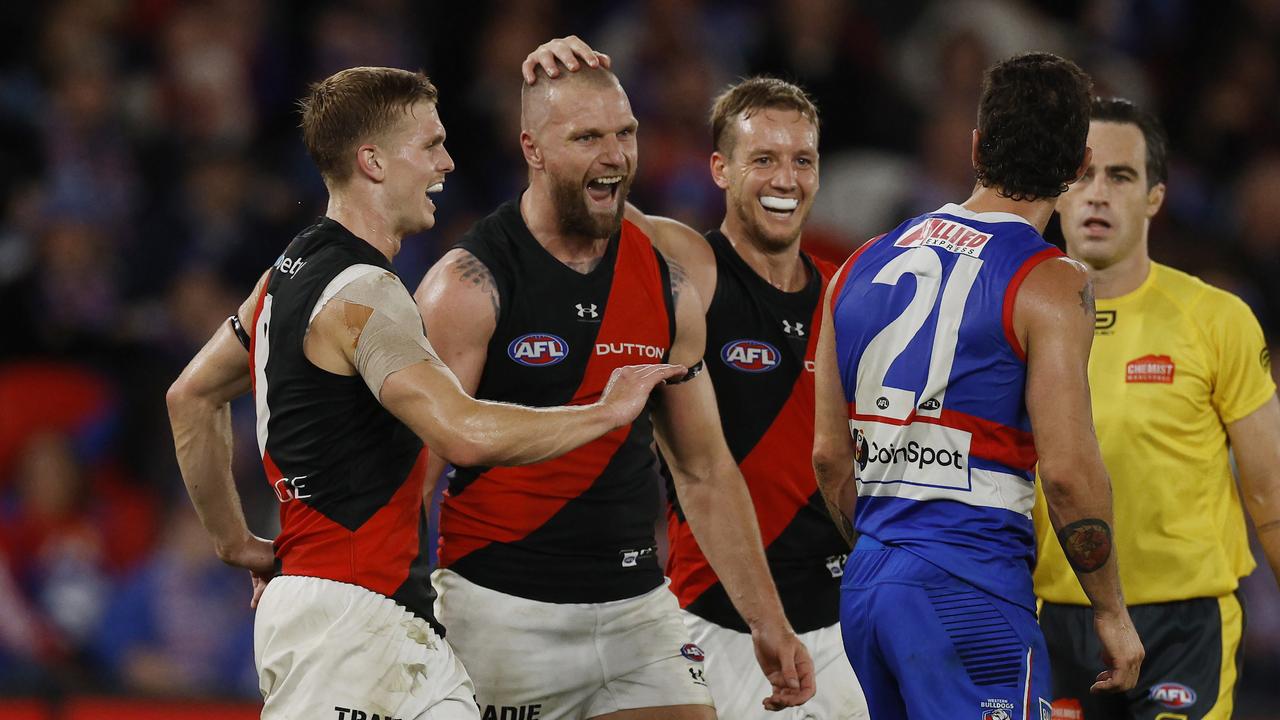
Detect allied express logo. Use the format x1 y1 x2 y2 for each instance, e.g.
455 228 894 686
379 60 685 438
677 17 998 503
508 333 569 367
721 339 780 373
894 217 993 257
1126 354 1175 384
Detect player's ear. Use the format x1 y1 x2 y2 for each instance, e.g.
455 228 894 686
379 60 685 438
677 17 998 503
520 131 544 170
970 129 981 171
1145 181 1166 219
709 151 730 190
1072 147 1092 185
356 143 385 182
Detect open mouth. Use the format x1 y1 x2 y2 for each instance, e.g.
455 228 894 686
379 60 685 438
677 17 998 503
760 195 799 217
1082 217 1112 234
586 176 623 205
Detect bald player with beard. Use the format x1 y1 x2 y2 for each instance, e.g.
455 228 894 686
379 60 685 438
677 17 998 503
519 38 871 718
415 40 814 720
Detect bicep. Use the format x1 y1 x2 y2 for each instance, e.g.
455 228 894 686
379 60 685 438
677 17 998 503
814 283 853 453
415 249 498 393
666 262 707 368
171 275 268 404
1228 395 1280 491
1018 259 1096 465
175 322 254 404
654 371 732 473
378 360 477 452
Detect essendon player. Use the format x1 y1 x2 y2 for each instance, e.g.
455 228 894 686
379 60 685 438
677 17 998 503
166 66 683 720
648 79 869 719
416 40 814 720
813 54 1144 719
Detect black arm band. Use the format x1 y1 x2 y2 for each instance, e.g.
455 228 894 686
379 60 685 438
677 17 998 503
664 359 704 385
228 315 251 351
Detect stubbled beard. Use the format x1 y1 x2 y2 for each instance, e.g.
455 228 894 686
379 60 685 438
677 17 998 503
733 195 805 252
550 173 629 239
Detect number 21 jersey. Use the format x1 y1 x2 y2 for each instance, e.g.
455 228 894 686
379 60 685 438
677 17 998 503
830 204 1063 611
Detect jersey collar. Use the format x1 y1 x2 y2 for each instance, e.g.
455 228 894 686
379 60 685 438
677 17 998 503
935 203 1033 227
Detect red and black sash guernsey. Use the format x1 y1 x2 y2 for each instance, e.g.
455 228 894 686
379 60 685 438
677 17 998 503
665 230 851 633
440 199 676 603
248 218 439 634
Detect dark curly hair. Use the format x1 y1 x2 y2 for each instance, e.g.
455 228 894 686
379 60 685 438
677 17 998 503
1091 97 1168 187
975 52 1093 201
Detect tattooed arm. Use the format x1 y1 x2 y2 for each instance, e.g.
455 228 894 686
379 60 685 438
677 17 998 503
1016 257 1144 693
1079 277 1096 316
413 249 500 498
628 204 718 313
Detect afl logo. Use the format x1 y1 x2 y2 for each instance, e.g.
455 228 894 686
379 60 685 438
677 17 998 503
508 333 569 367
721 339 780 373
680 643 706 662
1149 682 1196 709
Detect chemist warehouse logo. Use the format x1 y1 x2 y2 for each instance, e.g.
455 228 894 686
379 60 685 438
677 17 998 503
721 339 780 373
508 333 569 367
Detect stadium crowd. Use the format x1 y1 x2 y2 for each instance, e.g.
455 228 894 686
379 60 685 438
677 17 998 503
0 0 1278 715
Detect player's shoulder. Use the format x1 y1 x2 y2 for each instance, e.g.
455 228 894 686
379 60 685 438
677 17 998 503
624 205 716 305
417 246 498 305
625 207 709 262
1150 262 1257 324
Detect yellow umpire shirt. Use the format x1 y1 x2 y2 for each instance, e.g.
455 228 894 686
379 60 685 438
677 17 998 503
1032 262 1276 605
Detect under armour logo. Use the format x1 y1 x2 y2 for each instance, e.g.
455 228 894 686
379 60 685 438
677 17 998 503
575 303 599 319
782 320 805 337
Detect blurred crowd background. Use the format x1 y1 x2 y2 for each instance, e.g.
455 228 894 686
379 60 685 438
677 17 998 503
1 0 1278 715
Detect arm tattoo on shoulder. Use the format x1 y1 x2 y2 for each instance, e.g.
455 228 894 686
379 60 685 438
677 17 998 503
1058 518 1112 573
1079 279 1096 317
453 252 500 317
667 257 689 307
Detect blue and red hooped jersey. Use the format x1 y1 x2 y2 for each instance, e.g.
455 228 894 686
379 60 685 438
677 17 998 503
830 204 1062 611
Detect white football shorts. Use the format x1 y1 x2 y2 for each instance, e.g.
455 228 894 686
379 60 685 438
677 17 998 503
433 569 713 719
255 575 478 720
681 611 870 720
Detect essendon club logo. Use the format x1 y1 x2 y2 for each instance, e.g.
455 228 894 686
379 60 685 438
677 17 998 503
894 217 992 257
721 339 780 373
1126 354 1175 384
508 333 569 367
